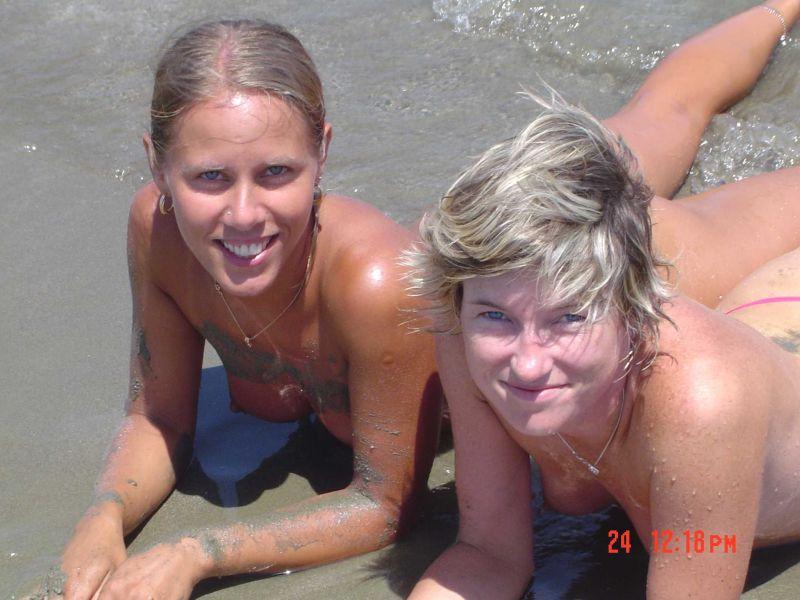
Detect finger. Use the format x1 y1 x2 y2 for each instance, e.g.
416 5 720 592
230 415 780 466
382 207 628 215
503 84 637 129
89 571 111 600
64 563 111 600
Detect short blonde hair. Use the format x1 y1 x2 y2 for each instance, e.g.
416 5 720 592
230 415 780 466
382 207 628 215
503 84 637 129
405 93 672 363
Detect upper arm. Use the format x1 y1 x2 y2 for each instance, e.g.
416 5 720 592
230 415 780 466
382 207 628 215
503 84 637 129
645 376 766 599
332 241 442 520
126 185 204 441
437 334 533 570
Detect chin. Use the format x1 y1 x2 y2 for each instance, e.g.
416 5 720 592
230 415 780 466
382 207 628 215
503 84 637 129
491 399 564 439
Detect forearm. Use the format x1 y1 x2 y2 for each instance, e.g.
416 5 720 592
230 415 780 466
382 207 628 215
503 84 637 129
174 486 403 581
637 1 799 114
409 541 532 600
87 412 191 534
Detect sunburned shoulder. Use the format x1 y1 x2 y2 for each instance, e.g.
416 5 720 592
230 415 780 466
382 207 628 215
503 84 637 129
317 194 419 327
320 194 414 253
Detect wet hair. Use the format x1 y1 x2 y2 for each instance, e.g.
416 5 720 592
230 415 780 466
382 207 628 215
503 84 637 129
149 19 325 164
405 92 673 364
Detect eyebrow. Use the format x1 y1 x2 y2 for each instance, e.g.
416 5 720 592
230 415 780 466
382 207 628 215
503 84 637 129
463 298 504 309
178 156 300 173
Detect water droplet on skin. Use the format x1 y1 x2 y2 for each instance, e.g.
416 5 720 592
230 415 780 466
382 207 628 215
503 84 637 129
717 491 722 498
670 476 677 484
687 554 693 560
691 489 696 497
706 506 712 512
774 487 779 493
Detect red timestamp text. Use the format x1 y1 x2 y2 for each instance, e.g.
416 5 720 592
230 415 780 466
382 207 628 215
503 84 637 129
608 529 737 554
651 529 736 554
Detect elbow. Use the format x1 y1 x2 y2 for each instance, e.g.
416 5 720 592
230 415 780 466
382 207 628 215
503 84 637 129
346 481 415 548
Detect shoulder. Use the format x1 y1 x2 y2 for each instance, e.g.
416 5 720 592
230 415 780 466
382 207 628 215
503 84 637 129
127 182 193 288
318 195 418 327
639 297 771 447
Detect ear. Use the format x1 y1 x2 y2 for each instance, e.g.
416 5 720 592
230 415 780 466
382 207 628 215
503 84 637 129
142 133 169 194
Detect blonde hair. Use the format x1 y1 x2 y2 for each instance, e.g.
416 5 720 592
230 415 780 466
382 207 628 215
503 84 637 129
150 20 325 164
405 92 672 364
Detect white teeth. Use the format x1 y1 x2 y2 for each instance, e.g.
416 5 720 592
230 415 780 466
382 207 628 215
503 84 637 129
222 238 269 258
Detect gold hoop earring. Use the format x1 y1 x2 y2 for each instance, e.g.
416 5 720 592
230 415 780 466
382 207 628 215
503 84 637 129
158 194 173 215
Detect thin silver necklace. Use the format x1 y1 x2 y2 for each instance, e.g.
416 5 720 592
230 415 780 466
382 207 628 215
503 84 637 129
555 385 625 477
214 214 318 348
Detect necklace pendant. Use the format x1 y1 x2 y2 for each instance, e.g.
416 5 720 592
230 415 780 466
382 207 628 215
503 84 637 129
244 336 253 348
587 464 600 476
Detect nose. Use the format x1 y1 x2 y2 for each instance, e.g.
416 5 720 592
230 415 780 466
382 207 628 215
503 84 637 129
508 336 553 384
225 182 264 232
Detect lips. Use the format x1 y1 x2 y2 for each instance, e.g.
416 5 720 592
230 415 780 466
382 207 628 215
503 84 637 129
503 382 567 396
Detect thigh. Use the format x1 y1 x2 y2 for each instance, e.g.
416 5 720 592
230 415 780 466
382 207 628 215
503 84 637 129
650 166 800 307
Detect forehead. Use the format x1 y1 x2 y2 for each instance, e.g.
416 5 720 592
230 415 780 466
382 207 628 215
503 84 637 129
462 270 544 305
168 90 315 156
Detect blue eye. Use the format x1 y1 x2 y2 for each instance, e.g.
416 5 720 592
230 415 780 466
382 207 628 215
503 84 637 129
265 165 287 176
481 310 507 321
561 313 586 324
200 170 223 181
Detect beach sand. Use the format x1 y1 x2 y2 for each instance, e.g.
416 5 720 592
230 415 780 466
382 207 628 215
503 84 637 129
2 0 799 597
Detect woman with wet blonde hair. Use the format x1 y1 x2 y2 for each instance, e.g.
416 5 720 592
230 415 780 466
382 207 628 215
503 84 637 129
409 2 800 598
44 19 441 599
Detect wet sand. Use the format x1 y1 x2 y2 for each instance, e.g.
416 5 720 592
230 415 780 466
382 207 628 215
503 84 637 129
2 0 799 597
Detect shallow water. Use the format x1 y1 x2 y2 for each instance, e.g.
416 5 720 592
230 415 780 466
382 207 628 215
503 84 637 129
2 0 799 598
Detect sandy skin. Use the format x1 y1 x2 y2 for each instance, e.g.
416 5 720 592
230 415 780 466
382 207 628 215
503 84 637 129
45 90 441 599
410 2 800 599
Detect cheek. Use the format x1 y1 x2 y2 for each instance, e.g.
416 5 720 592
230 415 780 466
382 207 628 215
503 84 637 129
172 198 220 246
463 332 506 379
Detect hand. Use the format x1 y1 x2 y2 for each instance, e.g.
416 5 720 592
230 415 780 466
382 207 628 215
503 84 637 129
56 511 126 599
95 540 203 600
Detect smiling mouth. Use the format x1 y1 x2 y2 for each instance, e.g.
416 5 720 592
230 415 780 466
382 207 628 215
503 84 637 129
219 236 275 259
504 382 566 394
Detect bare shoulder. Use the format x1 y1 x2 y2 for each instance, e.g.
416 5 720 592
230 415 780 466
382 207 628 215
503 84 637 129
639 297 772 442
128 182 193 288
318 195 417 329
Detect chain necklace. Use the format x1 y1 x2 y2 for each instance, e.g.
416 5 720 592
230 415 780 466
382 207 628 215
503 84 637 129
214 214 318 348
555 385 626 477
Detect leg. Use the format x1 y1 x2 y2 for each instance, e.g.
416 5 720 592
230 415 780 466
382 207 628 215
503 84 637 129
651 166 800 308
604 0 799 198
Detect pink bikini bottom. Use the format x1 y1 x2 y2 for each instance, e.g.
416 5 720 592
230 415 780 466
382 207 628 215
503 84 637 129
724 296 800 315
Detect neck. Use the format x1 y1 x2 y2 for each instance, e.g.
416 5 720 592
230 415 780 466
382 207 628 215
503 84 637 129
219 210 318 325
555 376 633 471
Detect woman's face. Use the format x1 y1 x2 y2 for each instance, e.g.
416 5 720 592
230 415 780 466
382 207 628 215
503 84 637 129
460 271 628 439
151 90 329 297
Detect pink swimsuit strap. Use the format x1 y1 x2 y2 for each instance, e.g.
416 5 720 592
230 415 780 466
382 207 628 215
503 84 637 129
724 296 800 315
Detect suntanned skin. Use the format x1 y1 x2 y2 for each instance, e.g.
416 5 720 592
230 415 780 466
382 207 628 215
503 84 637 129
607 0 800 308
42 89 441 599
411 2 800 599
